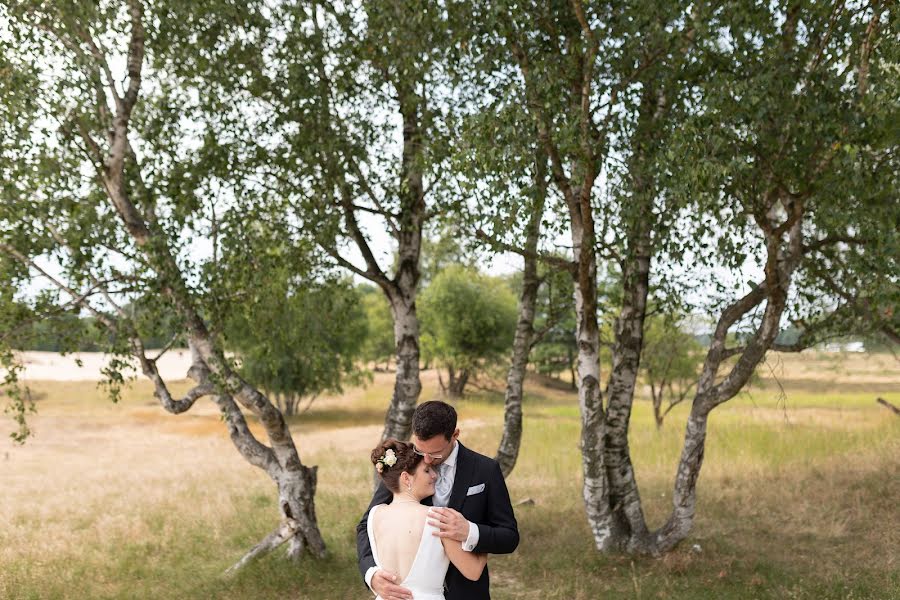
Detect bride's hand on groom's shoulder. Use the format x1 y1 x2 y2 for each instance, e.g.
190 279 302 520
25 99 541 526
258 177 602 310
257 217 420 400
371 569 413 600
427 507 469 543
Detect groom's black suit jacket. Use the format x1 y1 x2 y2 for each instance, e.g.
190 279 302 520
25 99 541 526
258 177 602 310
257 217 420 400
356 442 519 600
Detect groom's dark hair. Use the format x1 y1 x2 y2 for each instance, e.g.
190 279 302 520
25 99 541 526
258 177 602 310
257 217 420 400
412 400 457 441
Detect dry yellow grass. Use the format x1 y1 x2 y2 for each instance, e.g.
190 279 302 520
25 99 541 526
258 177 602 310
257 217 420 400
1 353 898 599
0 371 473 578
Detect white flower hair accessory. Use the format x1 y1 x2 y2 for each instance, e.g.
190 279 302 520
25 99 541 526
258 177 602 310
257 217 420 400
375 448 398 473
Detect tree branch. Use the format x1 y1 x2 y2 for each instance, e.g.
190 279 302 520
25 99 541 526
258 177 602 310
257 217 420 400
0 243 118 330
475 228 576 274
337 186 390 284
69 21 123 112
570 0 600 164
122 0 145 113
802 234 868 253
321 241 391 289
347 159 401 237
224 518 300 575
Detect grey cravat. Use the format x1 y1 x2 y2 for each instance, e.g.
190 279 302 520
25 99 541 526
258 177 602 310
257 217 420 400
434 463 452 505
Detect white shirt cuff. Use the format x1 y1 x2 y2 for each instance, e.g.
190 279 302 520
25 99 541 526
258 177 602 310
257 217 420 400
461 521 479 552
364 566 379 593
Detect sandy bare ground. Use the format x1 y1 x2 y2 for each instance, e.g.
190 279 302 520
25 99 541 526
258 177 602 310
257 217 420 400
15 350 195 382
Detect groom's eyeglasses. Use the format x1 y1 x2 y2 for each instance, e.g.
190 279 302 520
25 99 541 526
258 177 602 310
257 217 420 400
412 448 444 460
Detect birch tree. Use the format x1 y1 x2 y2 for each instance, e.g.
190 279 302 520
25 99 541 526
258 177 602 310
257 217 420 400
450 66 571 476
249 0 462 443
0 0 328 566
462 0 897 554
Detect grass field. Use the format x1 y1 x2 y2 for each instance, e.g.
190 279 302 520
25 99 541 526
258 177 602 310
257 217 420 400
2 352 898 599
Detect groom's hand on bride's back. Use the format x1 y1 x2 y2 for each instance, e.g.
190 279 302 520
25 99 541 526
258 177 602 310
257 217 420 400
371 569 413 600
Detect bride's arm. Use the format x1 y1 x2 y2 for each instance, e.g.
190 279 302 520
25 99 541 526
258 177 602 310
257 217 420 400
441 538 487 581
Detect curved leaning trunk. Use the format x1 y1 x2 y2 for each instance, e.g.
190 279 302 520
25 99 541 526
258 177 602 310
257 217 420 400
651 409 708 553
188 336 329 563
210 385 326 563
495 250 540 477
646 216 803 554
494 298 534 476
278 465 325 559
224 462 324 573
94 10 327 561
496 150 546 478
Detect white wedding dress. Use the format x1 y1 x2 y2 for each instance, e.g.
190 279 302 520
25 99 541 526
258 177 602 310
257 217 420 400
367 504 450 600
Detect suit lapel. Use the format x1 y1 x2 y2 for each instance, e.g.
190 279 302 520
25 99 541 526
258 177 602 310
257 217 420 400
448 442 475 511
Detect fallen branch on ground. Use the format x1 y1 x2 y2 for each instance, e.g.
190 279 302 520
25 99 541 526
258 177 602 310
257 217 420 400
876 397 900 416
225 518 300 575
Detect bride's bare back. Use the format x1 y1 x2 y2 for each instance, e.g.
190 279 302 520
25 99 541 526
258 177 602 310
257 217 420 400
371 503 429 582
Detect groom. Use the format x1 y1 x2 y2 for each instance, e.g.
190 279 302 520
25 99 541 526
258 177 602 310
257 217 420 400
357 400 519 600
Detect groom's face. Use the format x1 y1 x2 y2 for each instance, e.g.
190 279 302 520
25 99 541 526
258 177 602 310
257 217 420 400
411 429 459 466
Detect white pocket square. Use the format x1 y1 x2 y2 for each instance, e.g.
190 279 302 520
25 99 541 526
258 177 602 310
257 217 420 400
466 483 485 496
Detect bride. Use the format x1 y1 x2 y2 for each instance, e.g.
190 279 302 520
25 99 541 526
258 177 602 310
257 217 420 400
367 438 486 600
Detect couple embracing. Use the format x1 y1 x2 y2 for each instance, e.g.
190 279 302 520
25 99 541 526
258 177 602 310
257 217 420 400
356 401 520 600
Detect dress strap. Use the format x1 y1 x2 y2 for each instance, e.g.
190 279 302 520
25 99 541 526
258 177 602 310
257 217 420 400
367 504 382 567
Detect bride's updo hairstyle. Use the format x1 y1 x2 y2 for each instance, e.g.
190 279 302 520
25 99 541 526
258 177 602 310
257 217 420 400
370 438 423 493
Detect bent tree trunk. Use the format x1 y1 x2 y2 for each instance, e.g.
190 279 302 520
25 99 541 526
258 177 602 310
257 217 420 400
495 148 547 477
650 219 800 553
315 46 426 445
15 6 329 568
578 218 801 555
494 267 538 476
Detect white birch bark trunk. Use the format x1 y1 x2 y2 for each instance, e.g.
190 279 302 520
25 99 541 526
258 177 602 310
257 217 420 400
569 198 616 552
495 274 538 477
651 212 803 554
600 116 657 549
603 242 653 552
383 289 422 441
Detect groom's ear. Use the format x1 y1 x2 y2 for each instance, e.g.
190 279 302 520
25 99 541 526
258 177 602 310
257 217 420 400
453 428 460 440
